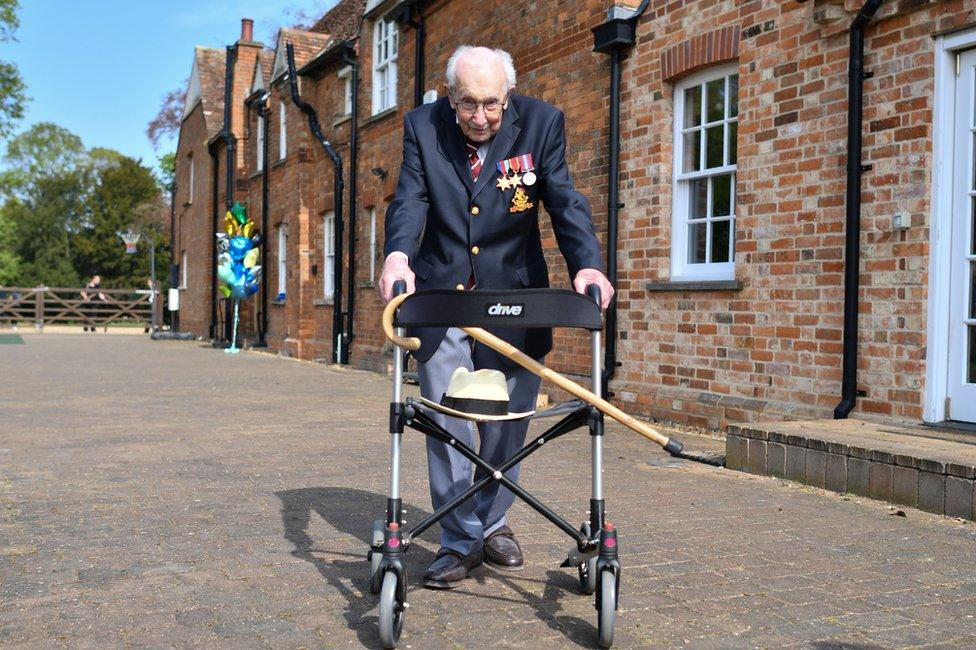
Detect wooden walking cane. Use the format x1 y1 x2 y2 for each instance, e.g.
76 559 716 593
382 293 684 456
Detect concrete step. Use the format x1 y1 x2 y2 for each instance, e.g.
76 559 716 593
726 419 976 520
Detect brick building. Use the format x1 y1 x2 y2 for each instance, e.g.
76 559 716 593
173 0 976 431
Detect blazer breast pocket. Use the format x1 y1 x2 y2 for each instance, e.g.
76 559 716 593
516 258 548 287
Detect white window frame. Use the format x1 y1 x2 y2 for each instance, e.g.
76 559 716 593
278 100 287 160
371 18 398 115
256 112 265 171
188 156 194 204
180 250 188 289
323 212 336 299
338 65 353 116
671 63 738 281
368 207 377 283
277 223 288 299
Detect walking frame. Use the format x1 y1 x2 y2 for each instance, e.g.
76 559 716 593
370 283 684 648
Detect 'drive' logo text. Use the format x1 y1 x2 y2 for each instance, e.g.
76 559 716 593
486 302 525 317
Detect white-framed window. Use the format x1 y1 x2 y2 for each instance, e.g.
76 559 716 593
671 64 738 281
338 65 353 116
256 112 265 171
368 207 377 283
323 212 336 299
278 100 287 160
276 223 288 299
371 18 398 114
180 250 188 289
188 156 194 204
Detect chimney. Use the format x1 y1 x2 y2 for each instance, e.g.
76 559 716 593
240 18 254 42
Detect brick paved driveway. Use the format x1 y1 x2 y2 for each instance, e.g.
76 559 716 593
2 334 976 648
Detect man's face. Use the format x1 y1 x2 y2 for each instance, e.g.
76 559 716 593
451 59 508 143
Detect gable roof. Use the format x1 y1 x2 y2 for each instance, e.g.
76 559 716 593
271 28 333 84
183 46 226 138
309 0 366 42
249 50 274 97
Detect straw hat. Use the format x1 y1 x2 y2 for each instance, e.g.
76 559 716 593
419 368 535 421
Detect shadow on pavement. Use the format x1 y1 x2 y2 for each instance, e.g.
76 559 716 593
276 486 436 646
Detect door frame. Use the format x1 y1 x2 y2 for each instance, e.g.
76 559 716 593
925 28 976 422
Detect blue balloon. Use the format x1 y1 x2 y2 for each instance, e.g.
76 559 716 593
228 236 253 262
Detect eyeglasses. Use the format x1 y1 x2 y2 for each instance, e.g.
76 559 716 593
453 97 507 116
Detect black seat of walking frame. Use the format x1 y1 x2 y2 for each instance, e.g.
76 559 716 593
394 289 603 331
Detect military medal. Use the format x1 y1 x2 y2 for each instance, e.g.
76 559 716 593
522 170 536 186
517 153 536 186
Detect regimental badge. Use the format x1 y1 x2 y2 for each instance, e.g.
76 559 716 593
510 186 534 213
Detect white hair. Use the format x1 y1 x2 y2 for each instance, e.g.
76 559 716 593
445 46 517 94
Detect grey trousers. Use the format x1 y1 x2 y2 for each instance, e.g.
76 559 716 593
418 327 542 556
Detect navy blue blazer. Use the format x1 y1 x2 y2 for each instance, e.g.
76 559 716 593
385 94 605 362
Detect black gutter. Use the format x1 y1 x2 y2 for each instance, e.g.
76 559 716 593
245 90 271 346
834 0 885 419
342 43 360 350
286 42 348 365
169 180 178 332
221 46 238 347
391 2 426 107
592 2 648 397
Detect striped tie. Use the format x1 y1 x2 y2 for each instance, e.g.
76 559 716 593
466 141 482 181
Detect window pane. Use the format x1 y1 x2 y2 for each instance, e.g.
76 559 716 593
729 74 739 117
706 124 724 168
711 219 731 263
706 78 725 122
684 86 701 128
971 196 976 255
971 261 976 319
690 178 708 219
682 131 701 173
970 325 976 384
729 121 738 166
689 223 707 263
712 174 731 216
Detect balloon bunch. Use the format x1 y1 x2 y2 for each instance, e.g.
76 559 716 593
216 202 263 300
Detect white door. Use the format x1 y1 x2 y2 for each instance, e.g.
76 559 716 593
947 48 976 422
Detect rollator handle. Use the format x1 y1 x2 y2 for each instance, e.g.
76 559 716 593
393 279 407 297
585 283 601 307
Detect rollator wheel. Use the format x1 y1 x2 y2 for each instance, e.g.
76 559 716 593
578 523 597 595
369 520 384 594
378 571 405 649
597 570 616 648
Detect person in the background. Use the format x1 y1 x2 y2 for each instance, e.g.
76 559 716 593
379 45 613 589
81 274 107 333
145 278 156 333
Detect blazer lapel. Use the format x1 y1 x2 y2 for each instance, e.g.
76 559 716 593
436 99 474 195
471 100 521 202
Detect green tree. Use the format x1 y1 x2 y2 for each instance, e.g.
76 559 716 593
0 122 89 199
157 151 176 194
0 0 27 140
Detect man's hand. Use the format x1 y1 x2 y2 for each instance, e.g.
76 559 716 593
378 252 416 303
572 268 614 310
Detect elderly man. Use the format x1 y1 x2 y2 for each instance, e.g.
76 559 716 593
380 45 613 589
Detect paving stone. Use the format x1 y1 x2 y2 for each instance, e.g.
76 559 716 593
891 465 919 508
785 444 806 483
726 435 747 471
766 442 786 479
918 471 946 515
824 452 847 493
945 476 974 519
868 461 893 502
847 457 870 497
804 448 826 489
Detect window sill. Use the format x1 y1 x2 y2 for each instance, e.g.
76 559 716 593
249 168 265 179
271 300 286 306
313 298 335 306
358 280 376 289
183 201 192 208
333 113 352 129
363 106 398 126
271 158 286 169
645 280 743 292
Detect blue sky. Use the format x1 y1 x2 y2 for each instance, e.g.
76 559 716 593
6 0 337 172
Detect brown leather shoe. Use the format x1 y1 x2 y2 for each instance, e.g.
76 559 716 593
422 548 483 589
484 525 524 571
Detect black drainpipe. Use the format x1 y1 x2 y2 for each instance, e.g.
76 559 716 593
342 43 360 352
592 2 649 397
245 90 271 346
208 148 219 339
286 43 348 364
834 0 884 419
221 45 238 347
393 2 426 107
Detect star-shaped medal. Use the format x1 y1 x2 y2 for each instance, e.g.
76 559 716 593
509 172 523 187
496 175 514 191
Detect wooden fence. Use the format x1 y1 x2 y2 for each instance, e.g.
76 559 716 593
0 287 159 331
